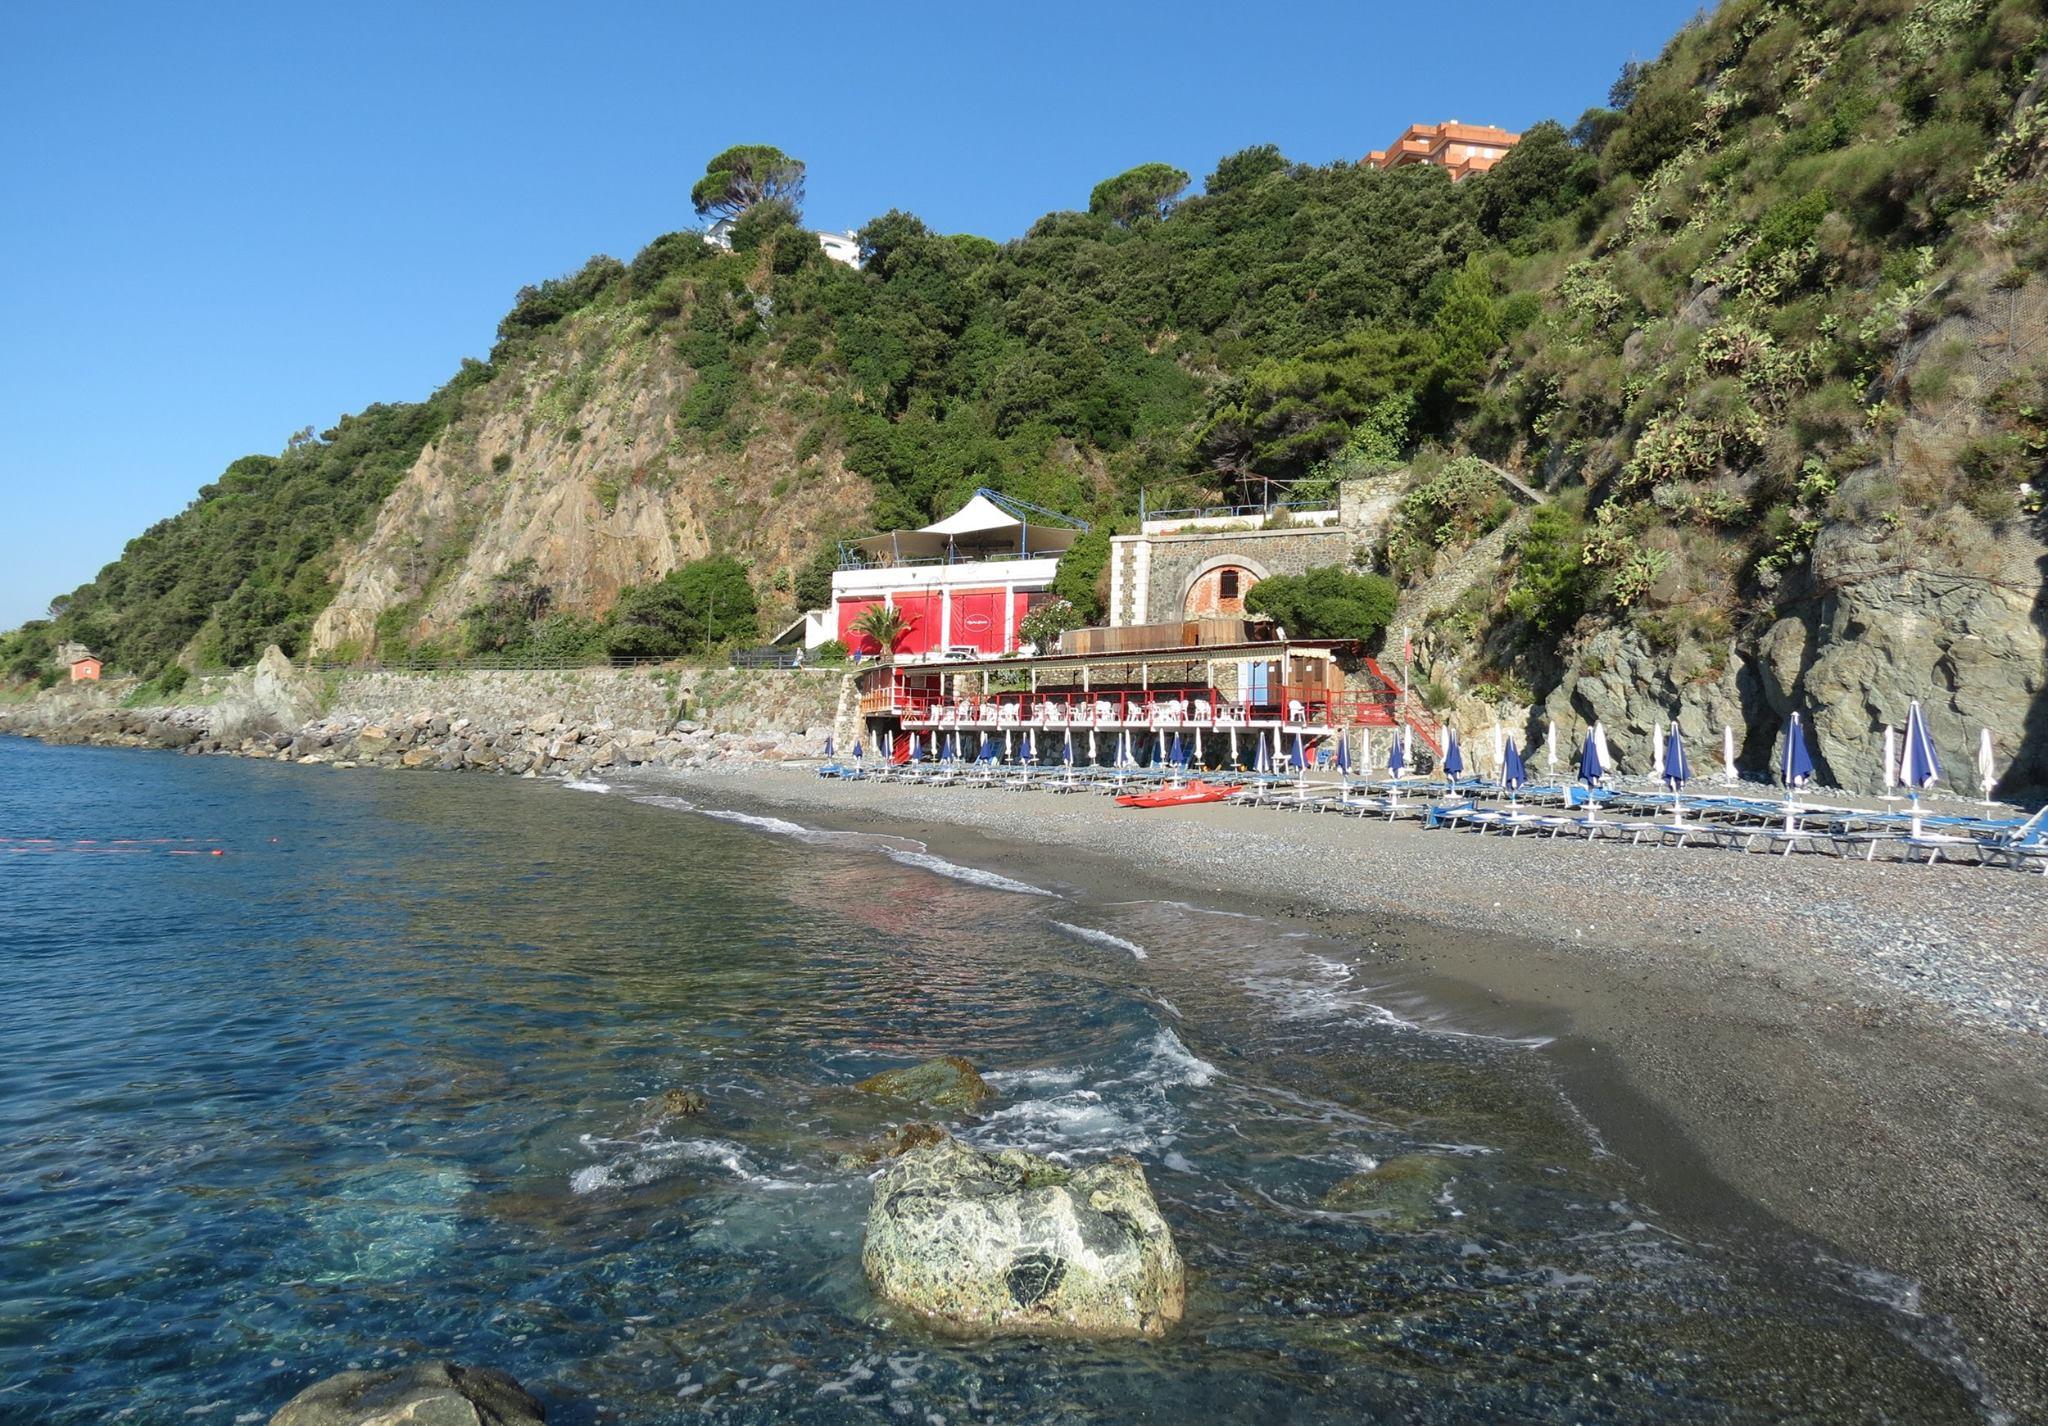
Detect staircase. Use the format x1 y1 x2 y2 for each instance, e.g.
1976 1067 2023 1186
1360 656 1444 757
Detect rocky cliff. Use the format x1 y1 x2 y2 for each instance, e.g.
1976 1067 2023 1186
310 310 870 656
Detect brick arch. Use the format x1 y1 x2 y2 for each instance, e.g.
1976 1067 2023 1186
1180 555 1271 617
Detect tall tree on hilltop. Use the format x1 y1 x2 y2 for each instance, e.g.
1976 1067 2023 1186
1088 163 1189 225
692 145 806 224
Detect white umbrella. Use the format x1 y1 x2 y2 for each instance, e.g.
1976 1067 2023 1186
1977 728 1997 805
1545 722 1558 776
1593 722 1612 776
1491 721 1505 778
1360 727 1374 782
1722 724 1738 783
1652 721 1666 779
1882 724 1897 799
1228 725 1238 767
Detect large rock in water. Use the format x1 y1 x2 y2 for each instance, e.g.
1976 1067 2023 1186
854 1056 992 1111
862 1138 1184 1339
269 1362 543 1425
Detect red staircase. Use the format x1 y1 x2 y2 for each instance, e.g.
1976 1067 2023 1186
1358 656 1443 757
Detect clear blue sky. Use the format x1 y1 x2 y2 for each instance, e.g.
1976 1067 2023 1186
0 0 1706 630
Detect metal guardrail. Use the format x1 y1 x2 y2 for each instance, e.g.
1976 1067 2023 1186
295 656 686 673
730 648 802 669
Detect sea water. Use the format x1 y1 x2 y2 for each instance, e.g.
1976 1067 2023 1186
0 738 1994 1423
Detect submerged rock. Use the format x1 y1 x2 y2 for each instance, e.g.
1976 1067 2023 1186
658 1088 708 1118
862 1138 1183 1338
835 1121 948 1169
1320 1153 1456 1226
853 1056 992 1111
269 1361 544 1425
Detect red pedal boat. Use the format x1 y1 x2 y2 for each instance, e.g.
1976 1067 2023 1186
1115 780 1245 809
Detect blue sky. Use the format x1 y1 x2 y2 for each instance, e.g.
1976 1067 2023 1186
0 0 1706 629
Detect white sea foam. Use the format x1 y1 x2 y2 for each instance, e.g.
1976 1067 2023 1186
570 1133 806 1195
1143 1027 1220 1086
697 808 815 839
881 848 1055 896
563 779 612 794
1051 921 1148 960
983 1066 1087 1091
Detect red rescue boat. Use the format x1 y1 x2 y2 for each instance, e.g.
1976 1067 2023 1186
1114 780 1245 809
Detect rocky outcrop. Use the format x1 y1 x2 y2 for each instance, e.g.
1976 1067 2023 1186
853 1056 993 1112
1544 627 1768 775
862 1139 1184 1339
0 662 844 781
309 314 871 656
269 1361 544 1425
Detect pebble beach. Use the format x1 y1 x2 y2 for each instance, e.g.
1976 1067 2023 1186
656 760 2048 1419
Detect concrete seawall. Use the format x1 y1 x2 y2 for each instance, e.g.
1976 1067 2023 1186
0 655 845 780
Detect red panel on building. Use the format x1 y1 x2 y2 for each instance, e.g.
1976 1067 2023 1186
950 589 1006 654
837 598 882 654
1012 591 1034 651
893 592 941 657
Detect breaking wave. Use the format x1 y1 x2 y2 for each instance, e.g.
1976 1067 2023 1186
1051 921 1148 960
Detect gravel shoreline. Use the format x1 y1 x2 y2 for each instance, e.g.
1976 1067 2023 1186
650 761 2048 1419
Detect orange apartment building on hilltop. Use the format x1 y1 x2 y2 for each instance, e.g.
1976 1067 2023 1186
1366 121 1521 181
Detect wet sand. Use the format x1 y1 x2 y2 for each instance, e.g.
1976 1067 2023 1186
655 763 2048 1420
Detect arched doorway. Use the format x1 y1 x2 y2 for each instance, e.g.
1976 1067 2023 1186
1182 558 1267 618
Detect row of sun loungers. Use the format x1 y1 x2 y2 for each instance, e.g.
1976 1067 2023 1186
821 759 2046 873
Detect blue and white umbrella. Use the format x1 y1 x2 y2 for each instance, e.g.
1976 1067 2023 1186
1024 727 1037 764
1335 732 1352 779
1899 700 1942 834
851 738 863 762
1502 737 1528 801
1292 731 1307 783
1063 730 1075 766
910 733 921 763
1255 730 1273 775
1442 726 1464 786
979 734 998 764
1663 720 1691 821
823 734 835 759
1780 713 1815 791
1388 730 1406 777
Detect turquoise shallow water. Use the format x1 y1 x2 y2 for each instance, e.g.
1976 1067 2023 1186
0 738 1996 1423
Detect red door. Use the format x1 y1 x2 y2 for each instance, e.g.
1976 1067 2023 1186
951 589 1004 654
838 598 882 655
893 592 940 657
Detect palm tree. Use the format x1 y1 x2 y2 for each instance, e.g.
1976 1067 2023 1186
851 603 911 659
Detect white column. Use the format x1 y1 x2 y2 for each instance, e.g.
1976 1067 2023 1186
940 585 953 651
1002 581 1017 652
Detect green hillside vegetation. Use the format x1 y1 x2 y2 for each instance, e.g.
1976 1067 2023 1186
6 0 2043 684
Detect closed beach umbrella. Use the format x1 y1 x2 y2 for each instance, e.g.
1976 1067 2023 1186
1663 720 1691 821
1335 731 1351 778
1387 729 1406 778
1593 722 1612 777
1502 737 1528 803
1882 724 1897 797
1899 700 1942 835
851 738 863 762
1652 721 1666 780
1063 730 1074 766
1228 725 1239 767
1781 713 1815 791
910 733 921 763
1442 726 1464 786
1359 728 1373 781
1087 728 1097 765
1255 730 1273 775
1546 722 1558 776
1004 728 1013 762
1722 724 1738 783
1780 712 1816 833
1977 728 1997 805
1491 721 1504 778
1025 727 1037 764
1578 727 1605 817
1292 731 1307 782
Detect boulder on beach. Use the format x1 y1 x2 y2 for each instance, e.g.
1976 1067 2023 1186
269 1361 543 1425
1320 1153 1456 1227
862 1138 1184 1339
854 1056 992 1111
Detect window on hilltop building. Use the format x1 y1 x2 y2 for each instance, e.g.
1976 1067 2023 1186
1220 570 1240 600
